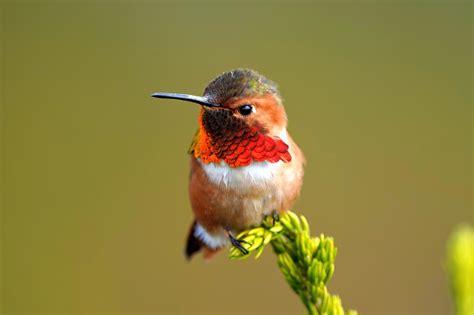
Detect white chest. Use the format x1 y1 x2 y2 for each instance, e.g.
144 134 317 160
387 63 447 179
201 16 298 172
199 160 284 191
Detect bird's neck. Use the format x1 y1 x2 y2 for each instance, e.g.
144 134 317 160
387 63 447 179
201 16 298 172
191 125 292 168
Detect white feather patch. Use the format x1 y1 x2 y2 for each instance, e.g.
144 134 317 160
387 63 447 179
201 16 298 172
194 224 229 249
200 160 283 189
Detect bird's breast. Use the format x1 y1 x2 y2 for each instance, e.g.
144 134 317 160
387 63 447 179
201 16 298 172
199 160 285 191
198 160 279 228
189 133 304 231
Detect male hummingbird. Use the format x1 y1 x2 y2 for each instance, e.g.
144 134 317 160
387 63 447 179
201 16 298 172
152 69 304 259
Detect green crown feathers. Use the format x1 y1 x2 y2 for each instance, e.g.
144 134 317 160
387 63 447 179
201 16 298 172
204 69 280 104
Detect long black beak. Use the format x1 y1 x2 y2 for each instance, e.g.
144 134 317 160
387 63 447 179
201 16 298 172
151 92 220 107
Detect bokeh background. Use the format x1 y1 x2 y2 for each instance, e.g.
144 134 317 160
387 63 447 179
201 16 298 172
1 2 472 315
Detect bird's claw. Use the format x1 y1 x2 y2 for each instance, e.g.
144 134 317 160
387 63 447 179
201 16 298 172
271 211 280 226
228 233 249 255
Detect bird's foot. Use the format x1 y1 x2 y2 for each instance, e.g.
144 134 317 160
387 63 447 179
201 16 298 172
271 211 280 226
227 231 249 255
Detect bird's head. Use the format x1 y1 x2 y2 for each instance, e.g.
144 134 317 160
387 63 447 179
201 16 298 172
200 68 287 136
152 69 291 167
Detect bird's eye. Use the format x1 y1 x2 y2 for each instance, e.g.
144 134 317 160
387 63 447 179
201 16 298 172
238 104 253 116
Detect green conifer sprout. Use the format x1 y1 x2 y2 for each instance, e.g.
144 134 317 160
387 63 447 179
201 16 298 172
229 211 358 315
447 224 474 315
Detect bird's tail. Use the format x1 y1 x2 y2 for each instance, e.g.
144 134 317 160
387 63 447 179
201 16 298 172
185 221 202 259
185 221 222 260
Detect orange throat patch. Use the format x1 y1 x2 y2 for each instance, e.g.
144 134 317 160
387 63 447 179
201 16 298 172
190 126 291 168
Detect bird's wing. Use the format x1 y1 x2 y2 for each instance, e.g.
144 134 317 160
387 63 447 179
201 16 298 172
188 129 200 155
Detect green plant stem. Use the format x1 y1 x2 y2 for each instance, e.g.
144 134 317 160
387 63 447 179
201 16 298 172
447 224 474 315
229 211 357 315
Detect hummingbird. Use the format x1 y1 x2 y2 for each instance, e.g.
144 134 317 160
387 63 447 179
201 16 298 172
152 69 304 259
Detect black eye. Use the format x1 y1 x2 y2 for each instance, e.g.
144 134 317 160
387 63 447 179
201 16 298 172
238 104 253 116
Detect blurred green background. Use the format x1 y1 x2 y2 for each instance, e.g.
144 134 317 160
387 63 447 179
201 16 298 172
0 2 472 315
